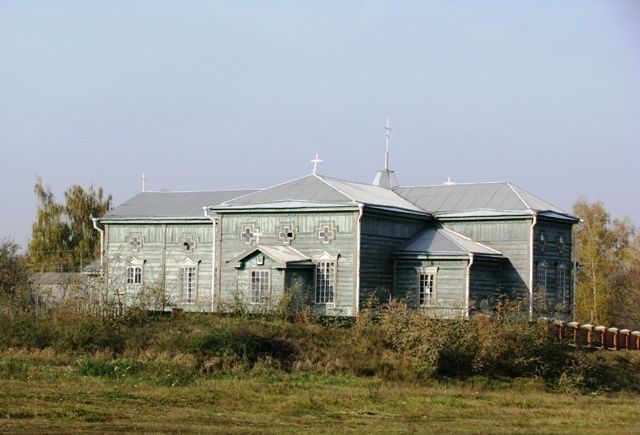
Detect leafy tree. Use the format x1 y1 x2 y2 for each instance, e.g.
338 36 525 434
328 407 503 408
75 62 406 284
28 178 111 272
0 239 25 295
573 199 637 326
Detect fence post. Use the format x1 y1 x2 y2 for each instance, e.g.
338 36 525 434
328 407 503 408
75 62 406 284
620 329 630 350
582 324 594 348
568 321 580 346
607 327 619 350
632 331 640 351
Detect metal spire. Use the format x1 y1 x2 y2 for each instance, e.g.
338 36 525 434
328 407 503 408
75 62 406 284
311 153 323 174
384 118 392 170
142 173 146 192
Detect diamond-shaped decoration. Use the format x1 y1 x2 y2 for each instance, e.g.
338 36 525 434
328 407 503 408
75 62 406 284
129 236 143 252
278 225 295 245
183 235 196 251
241 226 256 244
318 225 336 244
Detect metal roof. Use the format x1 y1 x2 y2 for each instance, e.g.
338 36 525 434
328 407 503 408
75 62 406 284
394 182 569 216
217 174 425 214
102 190 256 220
227 244 314 268
398 226 503 256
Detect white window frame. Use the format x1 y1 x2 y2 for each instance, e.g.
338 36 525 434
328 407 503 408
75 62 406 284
126 257 144 285
250 269 271 304
313 251 338 305
126 266 142 285
416 267 438 307
179 258 199 304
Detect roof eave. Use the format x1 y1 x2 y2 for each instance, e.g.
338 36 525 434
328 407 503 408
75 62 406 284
100 216 214 224
393 251 505 260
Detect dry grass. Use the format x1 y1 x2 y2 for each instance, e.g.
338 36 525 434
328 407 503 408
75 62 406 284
1 349 639 434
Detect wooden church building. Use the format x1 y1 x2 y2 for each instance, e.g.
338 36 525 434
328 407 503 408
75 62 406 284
98 148 578 319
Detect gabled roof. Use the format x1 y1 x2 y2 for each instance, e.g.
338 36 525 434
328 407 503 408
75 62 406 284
397 226 503 257
394 182 576 220
101 190 256 221
227 244 314 269
215 174 425 215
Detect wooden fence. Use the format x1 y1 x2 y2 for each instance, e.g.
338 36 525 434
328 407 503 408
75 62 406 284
554 320 640 350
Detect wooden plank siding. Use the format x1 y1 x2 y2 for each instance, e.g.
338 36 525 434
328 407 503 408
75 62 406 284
104 222 214 311
359 212 427 304
532 219 574 316
469 258 504 310
394 258 467 318
216 211 359 316
441 219 531 298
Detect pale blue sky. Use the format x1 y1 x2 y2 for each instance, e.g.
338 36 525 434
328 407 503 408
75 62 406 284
1 1 639 245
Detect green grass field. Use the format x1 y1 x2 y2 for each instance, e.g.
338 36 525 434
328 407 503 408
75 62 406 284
1 349 640 434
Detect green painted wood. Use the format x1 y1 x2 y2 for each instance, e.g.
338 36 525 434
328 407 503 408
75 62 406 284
394 258 467 318
532 221 574 313
104 222 214 312
217 211 358 316
442 219 531 296
359 213 426 302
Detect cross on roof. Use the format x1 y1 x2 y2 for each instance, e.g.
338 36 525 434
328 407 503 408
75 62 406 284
311 153 322 175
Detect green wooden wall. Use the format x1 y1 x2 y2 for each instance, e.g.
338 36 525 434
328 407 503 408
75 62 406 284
217 210 358 316
394 258 467 318
532 219 574 315
359 212 427 303
441 219 531 297
104 222 214 311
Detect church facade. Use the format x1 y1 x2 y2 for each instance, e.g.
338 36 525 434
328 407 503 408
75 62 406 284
98 166 577 319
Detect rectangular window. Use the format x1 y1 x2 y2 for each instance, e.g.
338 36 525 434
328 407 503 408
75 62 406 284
126 266 142 284
315 261 335 304
181 266 197 303
418 273 435 306
536 264 547 291
251 270 270 304
557 266 567 308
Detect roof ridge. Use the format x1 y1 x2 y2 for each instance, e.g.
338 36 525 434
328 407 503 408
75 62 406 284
506 182 532 210
439 227 502 255
218 174 315 206
142 188 256 193
438 227 473 251
396 181 509 189
315 174 357 203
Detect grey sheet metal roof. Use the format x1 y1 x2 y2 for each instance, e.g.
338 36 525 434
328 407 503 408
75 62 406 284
227 244 314 268
216 174 425 214
398 226 503 257
102 190 256 220
394 182 571 217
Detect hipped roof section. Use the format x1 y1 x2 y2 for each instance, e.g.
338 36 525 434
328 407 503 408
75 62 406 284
397 226 503 257
101 190 256 221
213 174 426 215
395 182 577 221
